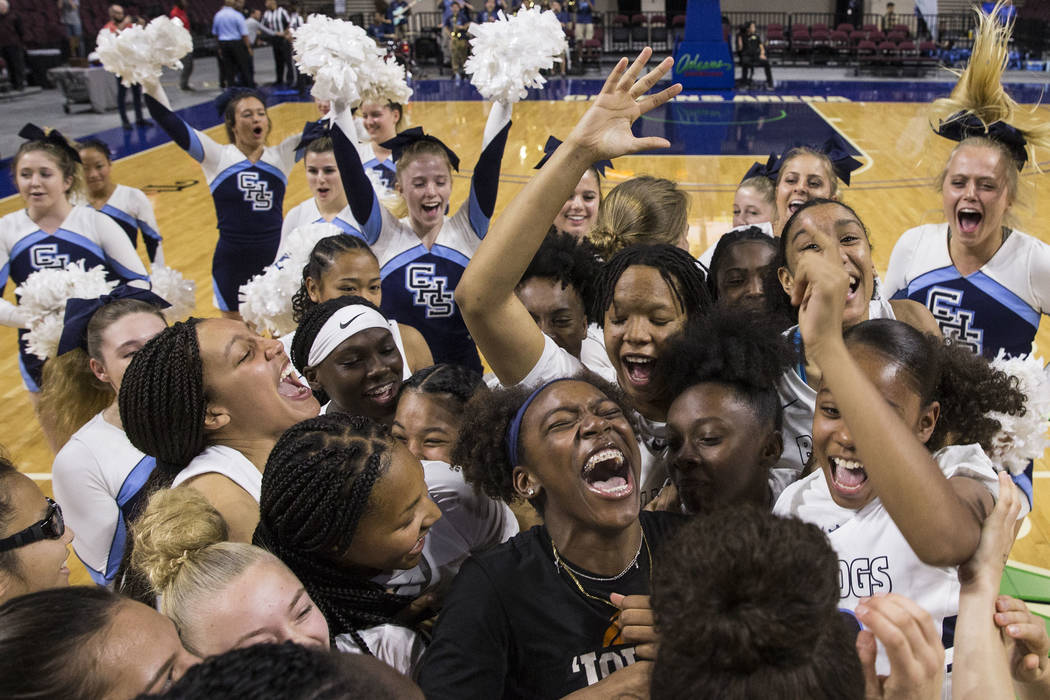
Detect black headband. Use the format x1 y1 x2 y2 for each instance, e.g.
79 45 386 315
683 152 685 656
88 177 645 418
935 111 1028 170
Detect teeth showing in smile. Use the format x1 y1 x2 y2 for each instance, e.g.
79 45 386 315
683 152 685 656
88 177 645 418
277 363 310 398
365 382 397 402
623 356 654 385
829 457 868 493
582 447 632 496
847 275 860 298
957 208 982 234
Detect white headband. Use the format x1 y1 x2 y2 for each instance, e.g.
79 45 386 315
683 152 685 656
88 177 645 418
306 304 392 367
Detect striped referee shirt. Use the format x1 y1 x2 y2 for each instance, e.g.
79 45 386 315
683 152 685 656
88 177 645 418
262 6 290 33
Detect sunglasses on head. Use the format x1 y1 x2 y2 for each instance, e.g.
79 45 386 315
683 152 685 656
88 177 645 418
0 497 65 552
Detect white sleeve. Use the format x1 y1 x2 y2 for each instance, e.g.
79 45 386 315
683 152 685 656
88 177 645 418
275 130 302 171
52 437 118 580
1025 236 1050 314
0 223 29 327
93 209 150 282
513 333 585 389
424 461 520 551
277 201 304 260
882 228 919 299
130 188 164 265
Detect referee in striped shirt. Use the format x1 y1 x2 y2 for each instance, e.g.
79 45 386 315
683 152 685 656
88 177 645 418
262 0 292 86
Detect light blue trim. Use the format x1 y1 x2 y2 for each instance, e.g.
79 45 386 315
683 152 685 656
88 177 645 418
212 276 232 311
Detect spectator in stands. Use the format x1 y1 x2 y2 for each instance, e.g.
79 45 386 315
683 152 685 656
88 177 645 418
575 0 594 41
0 0 25 92
57 0 83 58
981 0 1016 23
170 0 194 91
262 0 292 86
551 0 569 75
477 0 500 23
881 1 897 31
102 5 151 129
369 9 392 40
388 0 410 40
213 0 254 88
737 21 773 90
445 1 471 80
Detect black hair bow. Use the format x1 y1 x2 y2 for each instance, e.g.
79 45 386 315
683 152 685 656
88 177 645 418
295 118 330 153
935 111 1028 170
380 127 460 171
57 285 170 356
214 87 263 118
819 134 863 186
741 152 780 183
532 136 614 176
18 124 82 164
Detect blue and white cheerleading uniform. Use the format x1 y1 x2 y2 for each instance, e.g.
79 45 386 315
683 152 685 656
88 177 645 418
358 141 397 190
91 183 165 266
52 413 156 586
331 103 513 372
279 196 364 252
0 205 149 391
884 223 1050 359
145 94 300 311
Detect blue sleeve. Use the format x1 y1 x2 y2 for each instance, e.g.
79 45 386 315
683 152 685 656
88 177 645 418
467 120 512 238
331 122 383 245
144 94 205 162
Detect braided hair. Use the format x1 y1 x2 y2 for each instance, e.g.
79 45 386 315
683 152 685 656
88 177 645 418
518 231 601 324
594 244 711 326
707 226 777 301
290 235 378 323
253 413 415 654
401 363 485 408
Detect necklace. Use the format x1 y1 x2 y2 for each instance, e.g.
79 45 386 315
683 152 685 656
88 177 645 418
550 529 652 609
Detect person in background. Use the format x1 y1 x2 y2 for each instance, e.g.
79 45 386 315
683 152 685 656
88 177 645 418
102 5 151 129
0 0 25 92
445 1 472 80
213 0 254 88
737 21 773 90
477 0 499 23
881 1 897 31
169 0 195 91
550 0 569 75
262 0 293 87
57 0 83 58
575 0 594 41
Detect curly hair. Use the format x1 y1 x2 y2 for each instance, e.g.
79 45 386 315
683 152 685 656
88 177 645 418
662 306 797 432
588 176 690 259
517 231 602 324
253 413 415 654
450 374 631 513
290 235 378 324
651 506 864 699
594 244 711 327
706 225 778 302
843 319 1026 452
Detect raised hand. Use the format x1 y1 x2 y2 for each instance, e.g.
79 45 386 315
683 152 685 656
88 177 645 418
958 472 1021 589
563 47 681 165
855 593 945 700
792 247 850 358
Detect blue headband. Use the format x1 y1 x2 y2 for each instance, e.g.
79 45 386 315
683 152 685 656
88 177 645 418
57 285 170 356
504 377 577 466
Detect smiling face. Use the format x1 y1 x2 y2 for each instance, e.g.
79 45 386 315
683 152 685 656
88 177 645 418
230 97 270 149
553 169 600 238
941 143 1013 254
779 202 875 329
79 147 112 199
305 249 383 308
305 150 345 207
516 381 641 532
604 265 687 420
775 153 835 224
813 344 936 509
666 383 779 514
101 600 200 697
91 311 168 393
342 441 441 572
392 390 461 463
360 101 401 145
196 319 319 440
193 557 330 656
0 473 74 604
732 184 775 227
16 150 72 214
307 327 403 423
715 240 776 311
516 277 589 358
397 154 453 234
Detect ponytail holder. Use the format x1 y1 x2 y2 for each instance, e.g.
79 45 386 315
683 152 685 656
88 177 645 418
380 127 460 171
533 136 613 176
934 111 1029 170
170 549 190 570
741 152 780 183
57 285 171 356
18 124 82 164
818 134 863 186
504 378 575 467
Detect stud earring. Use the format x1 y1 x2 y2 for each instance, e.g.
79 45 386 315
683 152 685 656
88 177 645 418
527 488 535 496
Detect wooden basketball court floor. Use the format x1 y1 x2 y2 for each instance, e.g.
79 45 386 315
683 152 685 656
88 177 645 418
0 90 1048 601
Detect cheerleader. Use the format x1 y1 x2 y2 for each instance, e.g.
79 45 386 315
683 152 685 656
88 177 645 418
772 135 860 235
78 139 165 267
141 82 305 317
329 99 513 372
533 136 608 240
280 132 365 250
48 288 168 586
883 5 1050 361
696 169 776 270
0 125 148 399
357 99 405 189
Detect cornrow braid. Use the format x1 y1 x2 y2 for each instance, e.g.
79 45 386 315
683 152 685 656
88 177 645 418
253 413 415 654
290 235 377 324
401 363 484 408
594 244 712 326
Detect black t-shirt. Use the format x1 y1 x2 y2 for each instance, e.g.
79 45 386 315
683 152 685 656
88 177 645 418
742 33 762 60
418 511 683 699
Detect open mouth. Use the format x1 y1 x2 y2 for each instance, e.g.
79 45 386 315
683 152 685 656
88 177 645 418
621 354 655 387
846 275 860 300
957 208 983 235
829 456 868 495
363 380 399 406
316 187 330 196
787 198 806 215
581 446 634 498
252 126 264 137
277 363 313 400
421 202 442 215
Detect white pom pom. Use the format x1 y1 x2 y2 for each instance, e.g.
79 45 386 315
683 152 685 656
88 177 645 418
292 15 384 107
97 17 193 87
17 261 117 360
149 265 197 322
465 8 567 104
986 351 1050 475
239 223 346 337
360 55 413 107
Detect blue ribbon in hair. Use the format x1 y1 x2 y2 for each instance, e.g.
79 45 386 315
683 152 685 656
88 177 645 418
504 377 576 467
741 152 780 183
295 118 331 156
380 127 460 171
818 134 863 186
57 285 170 356
532 136 614 176
935 111 1029 170
18 124 82 164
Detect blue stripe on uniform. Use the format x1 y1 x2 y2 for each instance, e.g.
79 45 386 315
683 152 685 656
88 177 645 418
210 160 254 192
100 455 157 583
8 230 49 264
138 220 162 242
380 244 429 277
967 271 1041 328
213 276 232 311
99 204 137 229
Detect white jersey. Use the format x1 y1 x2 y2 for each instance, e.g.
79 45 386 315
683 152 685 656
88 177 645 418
357 141 397 190
172 445 262 502
336 625 426 678
774 299 897 483
93 184 164 266
774 443 1004 692
883 223 1050 359
580 323 616 383
52 413 155 586
279 196 364 255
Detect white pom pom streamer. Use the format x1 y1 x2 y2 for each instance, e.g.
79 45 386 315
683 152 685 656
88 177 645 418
360 55 413 107
239 223 346 337
986 351 1050 475
96 16 192 87
17 262 117 361
149 265 197 321
292 15 384 107
465 8 567 103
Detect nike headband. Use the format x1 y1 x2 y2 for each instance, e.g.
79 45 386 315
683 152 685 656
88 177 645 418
307 304 391 368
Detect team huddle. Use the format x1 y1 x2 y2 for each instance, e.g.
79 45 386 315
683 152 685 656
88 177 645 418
0 3 1047 699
